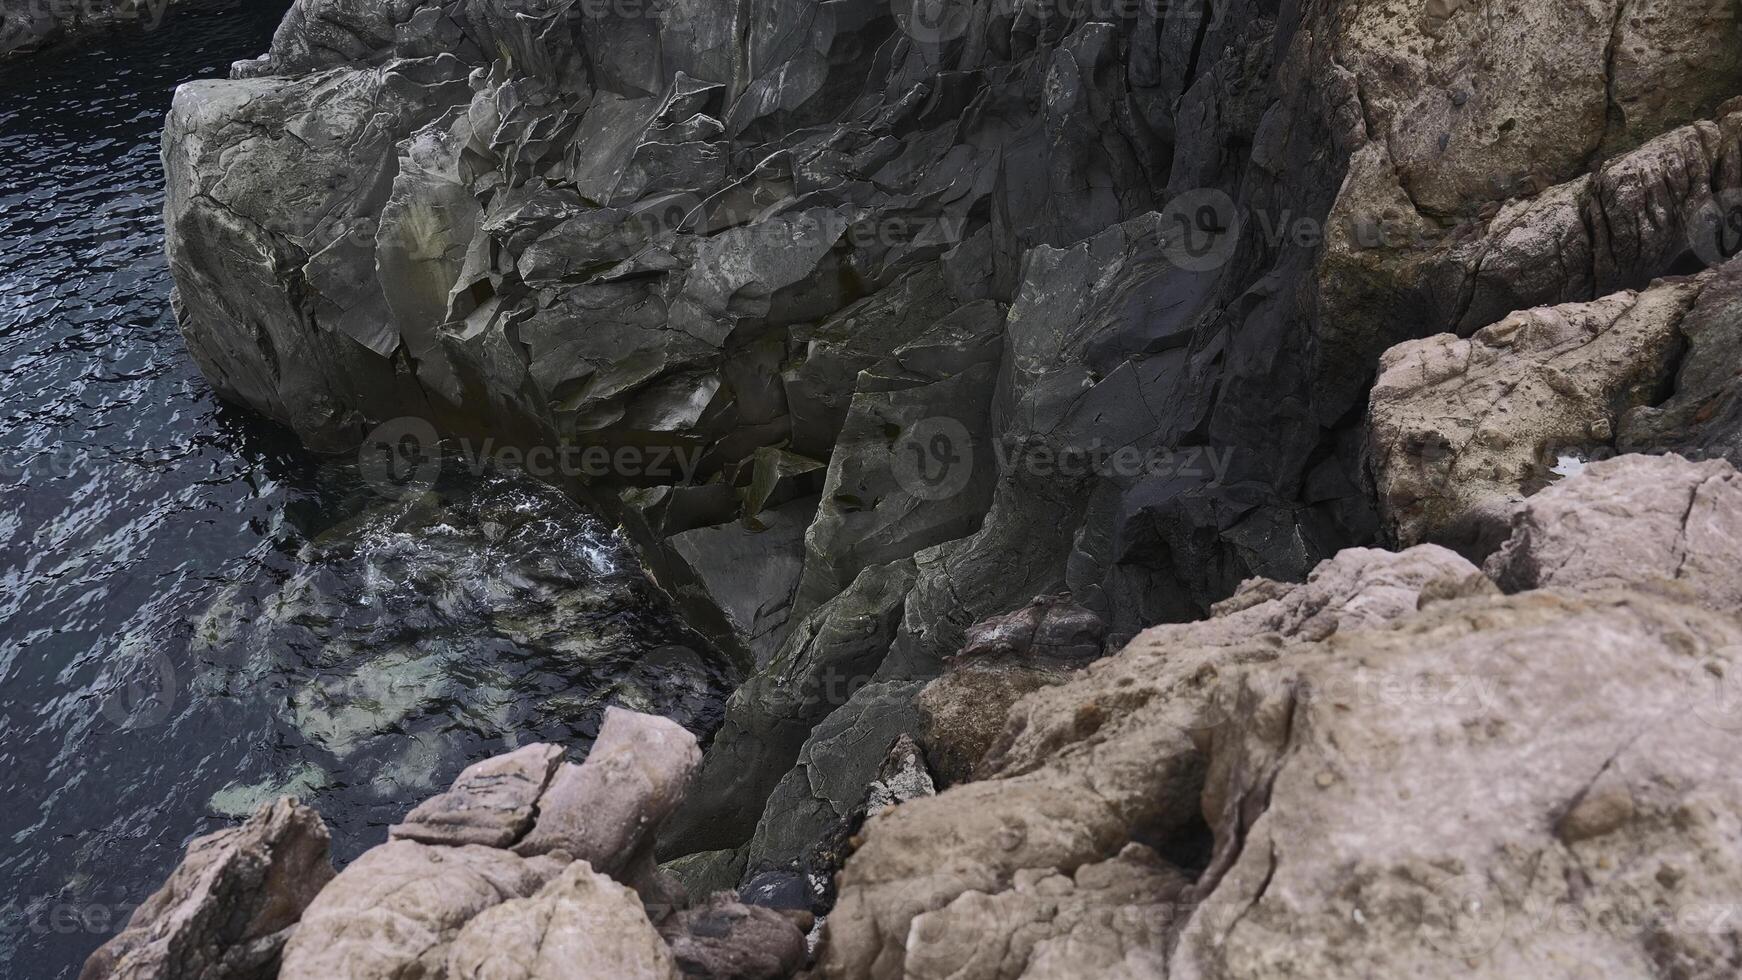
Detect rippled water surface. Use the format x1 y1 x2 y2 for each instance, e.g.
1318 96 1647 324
0 8 729 976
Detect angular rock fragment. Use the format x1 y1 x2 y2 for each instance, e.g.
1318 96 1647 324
390 742 566 848
659 560 917 858
514 707 702 881
80 799 334 980
956 595 1106 665
1368 275 1707 550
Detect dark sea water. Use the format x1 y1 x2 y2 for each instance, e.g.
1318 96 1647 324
0 6 729 976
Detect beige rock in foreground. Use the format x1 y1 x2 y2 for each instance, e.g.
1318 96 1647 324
391 741 566 847
823 548 1742 978
277 840 565 980
447 861 681 979
81 798 334 980
821 545 1492 979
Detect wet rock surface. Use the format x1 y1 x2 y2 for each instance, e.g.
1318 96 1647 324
1 0 175 57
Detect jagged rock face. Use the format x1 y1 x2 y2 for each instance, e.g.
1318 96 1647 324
80 799 335 980
163 0 1742 911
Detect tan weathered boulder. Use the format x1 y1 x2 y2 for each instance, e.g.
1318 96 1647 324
514 707 702 880
390 742 566 848
820 546 1491 978
1169 589 1742 978
656 892 808 979
826 575 1742 979
446 862 681 979
1485 453 1742 610
277 841 566 980
1368 275 1708 549
80 799 334 980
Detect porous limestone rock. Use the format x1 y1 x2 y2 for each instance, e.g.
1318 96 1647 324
1167 589 1742 979
447 862 681 980
391 741 566 847
80 799 334 980
1485 453 1742 611
821 545 1494 977
901 845 1190 980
